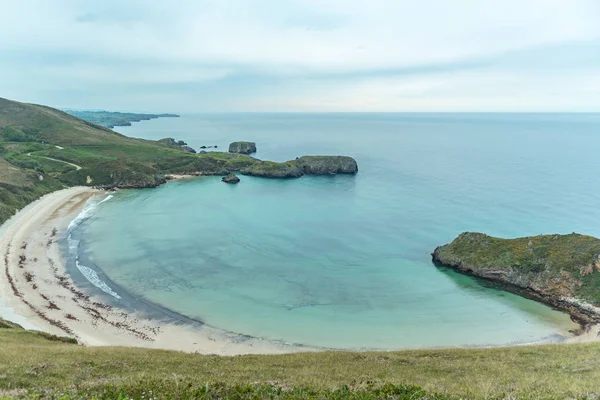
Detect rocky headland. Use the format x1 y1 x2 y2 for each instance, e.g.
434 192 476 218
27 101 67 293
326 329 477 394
432 232 600 325
0 97 359 223
240 155 358 178
292 156 358 175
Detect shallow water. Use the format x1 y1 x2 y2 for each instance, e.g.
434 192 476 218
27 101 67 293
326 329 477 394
75 113 600 349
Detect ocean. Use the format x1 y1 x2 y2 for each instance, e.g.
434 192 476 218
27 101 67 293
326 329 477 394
67 113 600 349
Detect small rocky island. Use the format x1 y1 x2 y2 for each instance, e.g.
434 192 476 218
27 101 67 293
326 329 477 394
432 232 600 325
222 173 240 184
229 141 257 155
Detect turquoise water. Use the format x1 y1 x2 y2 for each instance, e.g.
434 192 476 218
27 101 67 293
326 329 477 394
75 113 600 349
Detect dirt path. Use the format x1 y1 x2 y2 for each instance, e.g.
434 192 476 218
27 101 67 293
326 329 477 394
27 153 82 171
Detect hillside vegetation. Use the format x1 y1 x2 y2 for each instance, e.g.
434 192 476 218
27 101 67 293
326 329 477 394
1 319 600 399
0 97 357 225
433 232 600 323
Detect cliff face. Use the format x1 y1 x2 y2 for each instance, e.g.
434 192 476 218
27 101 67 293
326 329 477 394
432 232 600 324
228 141 257 155
241 161 303 178
290 156 358 175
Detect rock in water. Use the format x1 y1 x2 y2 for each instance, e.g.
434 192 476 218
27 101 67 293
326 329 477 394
228 141 257 154
222 173 241 184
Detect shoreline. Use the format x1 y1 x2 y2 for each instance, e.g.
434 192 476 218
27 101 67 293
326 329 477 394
0 186 309 354
432 252 600 335
0 186 596 354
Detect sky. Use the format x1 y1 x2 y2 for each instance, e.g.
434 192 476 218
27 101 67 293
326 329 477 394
0 0 599 112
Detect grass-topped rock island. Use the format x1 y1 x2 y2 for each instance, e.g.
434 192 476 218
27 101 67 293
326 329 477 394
432 232 600 325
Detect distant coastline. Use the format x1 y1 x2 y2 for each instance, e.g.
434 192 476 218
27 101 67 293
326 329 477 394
64 110 180 129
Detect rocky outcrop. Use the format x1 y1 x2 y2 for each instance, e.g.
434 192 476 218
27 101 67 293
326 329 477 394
181 146 196 154
222 173 240 184
229 141 257 155
157 138 196 153
239 155 359 179
432 232 600 325
100 175 168 190
290 156 358 175
241 161 303 178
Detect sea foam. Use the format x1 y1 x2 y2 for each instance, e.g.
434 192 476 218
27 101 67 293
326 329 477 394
67 194 121 299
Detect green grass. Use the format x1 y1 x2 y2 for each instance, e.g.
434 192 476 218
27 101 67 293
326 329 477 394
1 322 600 399
434 232 600 306
0 157 65 224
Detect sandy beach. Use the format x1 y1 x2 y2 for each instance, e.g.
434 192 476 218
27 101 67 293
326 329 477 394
0 186 596 354
0 187 307 355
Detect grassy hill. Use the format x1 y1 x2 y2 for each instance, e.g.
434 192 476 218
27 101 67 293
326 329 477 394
0 98 279 225
0 318 599 399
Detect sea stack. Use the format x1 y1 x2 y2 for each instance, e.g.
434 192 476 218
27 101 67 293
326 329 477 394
229 141 257 155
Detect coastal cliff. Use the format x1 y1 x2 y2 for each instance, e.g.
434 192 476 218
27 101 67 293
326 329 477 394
241 156 358 178
0 97 359 224
432 232 600 324
241 161 303 178
291 156 358 175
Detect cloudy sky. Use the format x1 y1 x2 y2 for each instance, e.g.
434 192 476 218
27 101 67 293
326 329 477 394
1 0 599 112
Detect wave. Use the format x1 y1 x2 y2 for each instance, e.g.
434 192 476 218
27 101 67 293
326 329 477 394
75 258 122 299
66 194 121 300
98 194 114 204
68 193 113 232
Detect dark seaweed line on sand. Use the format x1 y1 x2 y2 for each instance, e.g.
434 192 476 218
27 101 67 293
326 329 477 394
4 242 76 337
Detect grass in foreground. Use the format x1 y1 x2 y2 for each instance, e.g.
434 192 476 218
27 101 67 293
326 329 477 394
1 324 600 399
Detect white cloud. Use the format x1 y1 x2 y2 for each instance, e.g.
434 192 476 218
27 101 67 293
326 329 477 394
236 68 600 112
0 0 598 110
2 0 599 70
